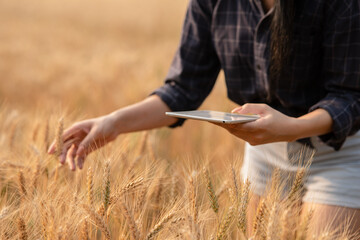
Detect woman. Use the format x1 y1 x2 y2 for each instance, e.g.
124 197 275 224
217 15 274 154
49 0 360 236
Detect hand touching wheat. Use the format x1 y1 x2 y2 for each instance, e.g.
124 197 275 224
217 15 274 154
48 116 118 171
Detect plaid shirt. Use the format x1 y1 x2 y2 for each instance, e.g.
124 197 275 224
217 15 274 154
152 0 360 150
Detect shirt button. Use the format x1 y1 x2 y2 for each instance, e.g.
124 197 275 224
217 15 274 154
256 64 261 70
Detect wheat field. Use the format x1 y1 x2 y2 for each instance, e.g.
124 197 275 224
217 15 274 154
0 0 356 239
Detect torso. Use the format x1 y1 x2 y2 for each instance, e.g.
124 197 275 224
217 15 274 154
211 0 324 116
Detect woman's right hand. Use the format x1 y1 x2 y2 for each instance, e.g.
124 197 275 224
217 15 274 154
47 115 118 171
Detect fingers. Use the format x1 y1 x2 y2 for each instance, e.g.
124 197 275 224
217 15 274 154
47 119 95 171
76 128 97 158
232 103 268 115
66 144 77 171
62 122 90 142
48 140 56 154
77 156 85 170
60 150 67 164
48 121 89 154
231 106 242 113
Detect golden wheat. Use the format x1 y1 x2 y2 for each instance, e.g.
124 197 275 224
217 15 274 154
0 0 358 238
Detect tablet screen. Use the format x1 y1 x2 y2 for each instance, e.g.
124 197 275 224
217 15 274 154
166 110 259 124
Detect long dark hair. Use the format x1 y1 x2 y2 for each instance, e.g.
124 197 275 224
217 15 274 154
269 0 295 98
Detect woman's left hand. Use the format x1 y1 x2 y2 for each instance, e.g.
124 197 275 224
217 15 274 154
213 103 298 145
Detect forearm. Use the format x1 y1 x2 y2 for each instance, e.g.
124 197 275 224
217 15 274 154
107 95 178 135
292 108 333 141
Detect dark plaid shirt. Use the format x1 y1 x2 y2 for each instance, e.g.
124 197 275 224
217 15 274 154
152 0 360 150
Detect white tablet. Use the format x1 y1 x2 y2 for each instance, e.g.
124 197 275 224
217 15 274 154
165 110 260 124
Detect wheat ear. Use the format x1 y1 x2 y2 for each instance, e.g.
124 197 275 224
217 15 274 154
266 204 280 240
230 165 239 198
120 199 140 240
188 173 197 223
146 211 175 240
82 204 111 240
31 158 41 192
87 167 94 206
18 170 27 196
80 218 89 240
0 206 10 220
40 202 48 240
111 177 144 206
237 179 250 235
55 117 64 157
44 119 50 152
253 198 268 240
102 160 111 213
288 168 306 203
280 208 293 240
216 205 235 240
18 217 28 240
203 168 219 214
296 209 314 240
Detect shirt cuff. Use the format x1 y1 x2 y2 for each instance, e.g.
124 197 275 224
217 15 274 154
309 96 354 150
150 85 187 128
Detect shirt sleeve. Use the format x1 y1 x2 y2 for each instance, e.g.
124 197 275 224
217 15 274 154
309 0 360 150
151 0 221 127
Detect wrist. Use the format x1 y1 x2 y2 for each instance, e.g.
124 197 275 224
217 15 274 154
105 110 127 137
291 109 333 141
285 117 302 142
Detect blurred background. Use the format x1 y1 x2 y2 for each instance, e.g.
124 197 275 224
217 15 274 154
0 0 243 166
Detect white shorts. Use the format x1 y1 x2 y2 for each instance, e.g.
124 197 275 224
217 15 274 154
241 131 360 208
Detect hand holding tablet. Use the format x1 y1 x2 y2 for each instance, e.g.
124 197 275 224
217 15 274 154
165 110 260 124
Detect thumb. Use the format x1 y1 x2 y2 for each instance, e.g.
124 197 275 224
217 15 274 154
76 129 97 158
231 106 242 113
232 103 265 116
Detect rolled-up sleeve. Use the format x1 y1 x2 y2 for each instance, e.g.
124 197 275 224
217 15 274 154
151 0 221 127
309 0 360 150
